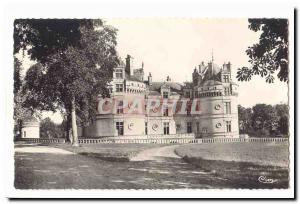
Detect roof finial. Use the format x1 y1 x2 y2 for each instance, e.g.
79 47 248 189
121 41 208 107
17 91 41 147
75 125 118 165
211 49 214 62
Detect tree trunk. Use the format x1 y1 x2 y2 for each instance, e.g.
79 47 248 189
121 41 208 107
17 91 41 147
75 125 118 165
71 97 79 146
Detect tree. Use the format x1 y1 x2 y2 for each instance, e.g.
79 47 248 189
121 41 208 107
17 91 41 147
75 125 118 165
238 105 253 134
237 19 288 83
13 57 35 138
251 104 279 136
40 117 64 138
274 104 289 135
16 19 119 145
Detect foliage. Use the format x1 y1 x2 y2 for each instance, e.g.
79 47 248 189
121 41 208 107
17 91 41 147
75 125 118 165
237 19 288 83
238 103 289 137
15 19 119 144
13 57 37 137
40 117 64 138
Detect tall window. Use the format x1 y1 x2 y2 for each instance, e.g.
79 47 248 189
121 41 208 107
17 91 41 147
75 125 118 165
117 100 124 114
115 69 123 79
116 84 123 92
223 75 230 83
145 122 148 135
224 87 231 95
196 122 200 133
226 121 232 132
116 122 124 136
186 91 190 98
163 91 169 99
225 102 231 114
163 106 168 116
163 122 170 135
187 122 192 133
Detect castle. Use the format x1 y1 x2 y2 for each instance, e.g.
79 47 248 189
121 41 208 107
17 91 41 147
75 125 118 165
78 54 239 138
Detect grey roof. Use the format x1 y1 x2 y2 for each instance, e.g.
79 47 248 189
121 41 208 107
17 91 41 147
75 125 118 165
149 82 183 92
148 90 160 96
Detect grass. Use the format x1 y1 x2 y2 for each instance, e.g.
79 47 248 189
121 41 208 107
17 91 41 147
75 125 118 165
174 142 289 167
14 142 290 189
49 143 168 161
174 142 289 189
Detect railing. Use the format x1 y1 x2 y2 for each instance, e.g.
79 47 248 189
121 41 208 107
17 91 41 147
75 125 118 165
16 138 66 143
16 137 288 144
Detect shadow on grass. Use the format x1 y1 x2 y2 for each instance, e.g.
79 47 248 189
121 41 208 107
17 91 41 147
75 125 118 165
182 156 289 189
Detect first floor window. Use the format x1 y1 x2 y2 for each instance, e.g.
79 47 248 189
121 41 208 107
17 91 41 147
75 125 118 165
163 122 170 135
117 100 124 114
163 91 169 99
196 122 200 133
116 122 124 136
224 87 231 95
163 106 168 116
187 122 192 133
226 121 232 132
145 122 148 135
116 84 123 92
225 102 231 114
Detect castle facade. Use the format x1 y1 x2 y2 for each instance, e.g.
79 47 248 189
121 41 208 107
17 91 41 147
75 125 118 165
78 54 239 138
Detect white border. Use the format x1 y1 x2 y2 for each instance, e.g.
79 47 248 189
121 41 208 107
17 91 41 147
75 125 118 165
1 0 295 199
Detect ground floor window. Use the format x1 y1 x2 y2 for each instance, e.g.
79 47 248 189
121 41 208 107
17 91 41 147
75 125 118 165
226 121 231 132
163 122 169 135
187 122 192 133
23 131 26 138
116 122 124 136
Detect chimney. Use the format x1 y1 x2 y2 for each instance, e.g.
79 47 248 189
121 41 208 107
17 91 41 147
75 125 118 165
125 55 131 75
148 72 152 85
227 62 231 72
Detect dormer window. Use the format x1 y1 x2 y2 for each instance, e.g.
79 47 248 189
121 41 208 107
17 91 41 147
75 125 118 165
223 75 230 83
115 69 123 79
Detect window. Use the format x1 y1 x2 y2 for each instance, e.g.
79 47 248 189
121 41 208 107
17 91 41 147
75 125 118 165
116 84 123 92
225 102 231 114
23 131 26 138
224 87 231 95
117 100 124 114
186 91 190 98
115 69 123 79
196 122 200 133
163 91 169 99
145 122 148 135
223 75 230 83
116 122 124 136
163 106 168 116
187 122 192 133
226 121 232 132
163 122 170 135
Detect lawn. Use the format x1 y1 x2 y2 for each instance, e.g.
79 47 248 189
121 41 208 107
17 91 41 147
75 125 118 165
174 142 289 189
175 142 289 167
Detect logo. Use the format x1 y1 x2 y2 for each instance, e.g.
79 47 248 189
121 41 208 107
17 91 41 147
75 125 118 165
258 176 277 184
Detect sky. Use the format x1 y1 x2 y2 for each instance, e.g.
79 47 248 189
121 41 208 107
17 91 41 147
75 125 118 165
18 18 289 123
